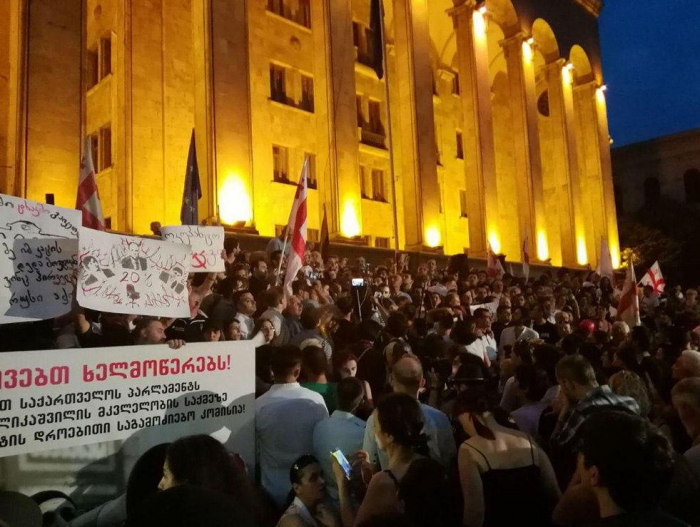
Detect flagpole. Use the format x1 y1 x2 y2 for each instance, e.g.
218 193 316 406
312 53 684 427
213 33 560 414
378 0 401 261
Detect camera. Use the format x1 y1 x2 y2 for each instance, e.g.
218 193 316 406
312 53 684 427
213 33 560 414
351 277 365 287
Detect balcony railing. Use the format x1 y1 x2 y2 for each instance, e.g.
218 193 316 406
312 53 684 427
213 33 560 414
360 128 386 150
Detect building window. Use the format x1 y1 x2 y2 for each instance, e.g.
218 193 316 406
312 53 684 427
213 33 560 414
99 37 112 80
368 101 382 134
104 217 112 230
272 145 289 182
354 22 373 67
306 153 317 189
307 228 320 242
270 64 287 104
300 75 314 112
267 0 311 29
360 165 370 199
352 22 361 48
452 74 460 95
644 176 661 206
456 131 464 159
90 135 98 170
99 126 112 171
460 190 468 217
684 169 700 204
375 237 390 249
372 169 385 201
356 95 365 127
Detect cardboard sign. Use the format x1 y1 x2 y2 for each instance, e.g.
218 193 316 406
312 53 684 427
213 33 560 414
77 228 190 317
161 225 225 273
0 194 81 324
0 341 255 508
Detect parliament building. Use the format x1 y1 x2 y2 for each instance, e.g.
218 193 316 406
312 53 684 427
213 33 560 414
0 0 620 268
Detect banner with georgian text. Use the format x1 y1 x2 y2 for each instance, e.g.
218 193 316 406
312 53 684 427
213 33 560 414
0 341 254 508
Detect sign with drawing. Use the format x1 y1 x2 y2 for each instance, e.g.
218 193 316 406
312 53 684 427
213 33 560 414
160 225 225 273
77 228 191 317
0 193 81 324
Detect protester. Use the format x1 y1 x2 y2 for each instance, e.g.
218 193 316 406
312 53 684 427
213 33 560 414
278 455 337 527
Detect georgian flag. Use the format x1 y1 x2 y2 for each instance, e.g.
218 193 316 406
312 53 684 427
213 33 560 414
76 136 105 230
617 261 641 327
596 237 614 282
487 243 504 278
283 158 309 297
639 261 666 296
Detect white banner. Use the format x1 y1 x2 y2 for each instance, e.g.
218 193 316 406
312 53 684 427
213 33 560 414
0 342 255 462
77 228 191 317
161 225 225 273
0 194 81 324
469 301 499 316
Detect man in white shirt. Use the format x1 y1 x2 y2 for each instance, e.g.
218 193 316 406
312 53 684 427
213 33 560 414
256 345 328 507
498 306 539 360
363 356 456 469
259 287 290 346
466 307 497 366
313 377 366 504
640 285 660 318
233 290 257 339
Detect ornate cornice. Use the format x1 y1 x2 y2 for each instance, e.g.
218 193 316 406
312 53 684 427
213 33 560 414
574 0 603 17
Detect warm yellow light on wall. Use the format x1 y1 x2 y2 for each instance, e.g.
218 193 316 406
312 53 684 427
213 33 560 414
488 231 501 255
596 85 607 104
576 236 588 266
562 63 574 85
522 39 534 63
610 242 620 269
473 7 487 36
219 175 252 224
537 230 549 261
425 226 441 248
340 201 361 238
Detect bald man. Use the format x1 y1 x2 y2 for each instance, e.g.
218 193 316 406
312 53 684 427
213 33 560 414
362 356 456 469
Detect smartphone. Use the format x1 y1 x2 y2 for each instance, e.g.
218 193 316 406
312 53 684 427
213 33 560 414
331 449 353 479
351 278 365 287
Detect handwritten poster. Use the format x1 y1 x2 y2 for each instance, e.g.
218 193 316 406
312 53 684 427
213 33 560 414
77 228 191 317
161 225 225 273
0 194 81 324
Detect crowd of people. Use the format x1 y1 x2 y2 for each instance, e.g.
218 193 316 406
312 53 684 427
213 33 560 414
4 234 700 527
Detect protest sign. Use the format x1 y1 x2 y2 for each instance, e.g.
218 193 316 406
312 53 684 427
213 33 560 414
77 228 191 317
161 225 225 273
0 341 255 509
0 193 81 324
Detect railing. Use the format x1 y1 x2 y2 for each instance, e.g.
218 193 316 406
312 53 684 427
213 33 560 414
360 128 386 150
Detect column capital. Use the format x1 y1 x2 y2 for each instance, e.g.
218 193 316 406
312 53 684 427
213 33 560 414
572 79 598 93
500 32 526 49
447 0 477 20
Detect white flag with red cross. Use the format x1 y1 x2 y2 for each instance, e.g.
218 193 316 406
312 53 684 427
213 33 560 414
639 261 665 296
283 158 309 297
618 261 641 327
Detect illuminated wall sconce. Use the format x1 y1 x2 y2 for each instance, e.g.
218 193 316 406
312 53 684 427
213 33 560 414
561 62 575 85
610 243 620 269
474 6 488 35
537 230 549 262
596 84 608 104
219 175 252 225
340 201 361 238
425 226 442 248
488 231 501 255
576 236 588 266
522 38 534 63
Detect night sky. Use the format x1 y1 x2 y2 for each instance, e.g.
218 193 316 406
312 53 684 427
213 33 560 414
599 0 700 147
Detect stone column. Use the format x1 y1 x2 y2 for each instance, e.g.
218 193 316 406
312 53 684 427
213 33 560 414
193 0 253 224
502 34 546 262
545 60 583 267
593 85 620 267
324 0 361 237
0 0 26 197
393 0 442 250
450 1 499 256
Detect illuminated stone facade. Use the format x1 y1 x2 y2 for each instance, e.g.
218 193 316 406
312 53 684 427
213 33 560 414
0 0 619 268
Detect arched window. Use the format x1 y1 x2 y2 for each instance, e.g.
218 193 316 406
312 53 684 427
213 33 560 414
644 177 661 206
684 169 700 204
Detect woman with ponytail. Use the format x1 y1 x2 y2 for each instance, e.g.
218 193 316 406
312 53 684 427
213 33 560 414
454 386 561 527
332 392 432 527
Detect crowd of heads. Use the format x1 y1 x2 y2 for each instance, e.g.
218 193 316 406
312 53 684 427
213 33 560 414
5 236 700 527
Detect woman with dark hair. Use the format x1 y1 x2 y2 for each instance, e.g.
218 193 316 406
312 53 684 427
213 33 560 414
333 393 430 527
278 455 337 527
454 386 560 527
157 435 274 526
